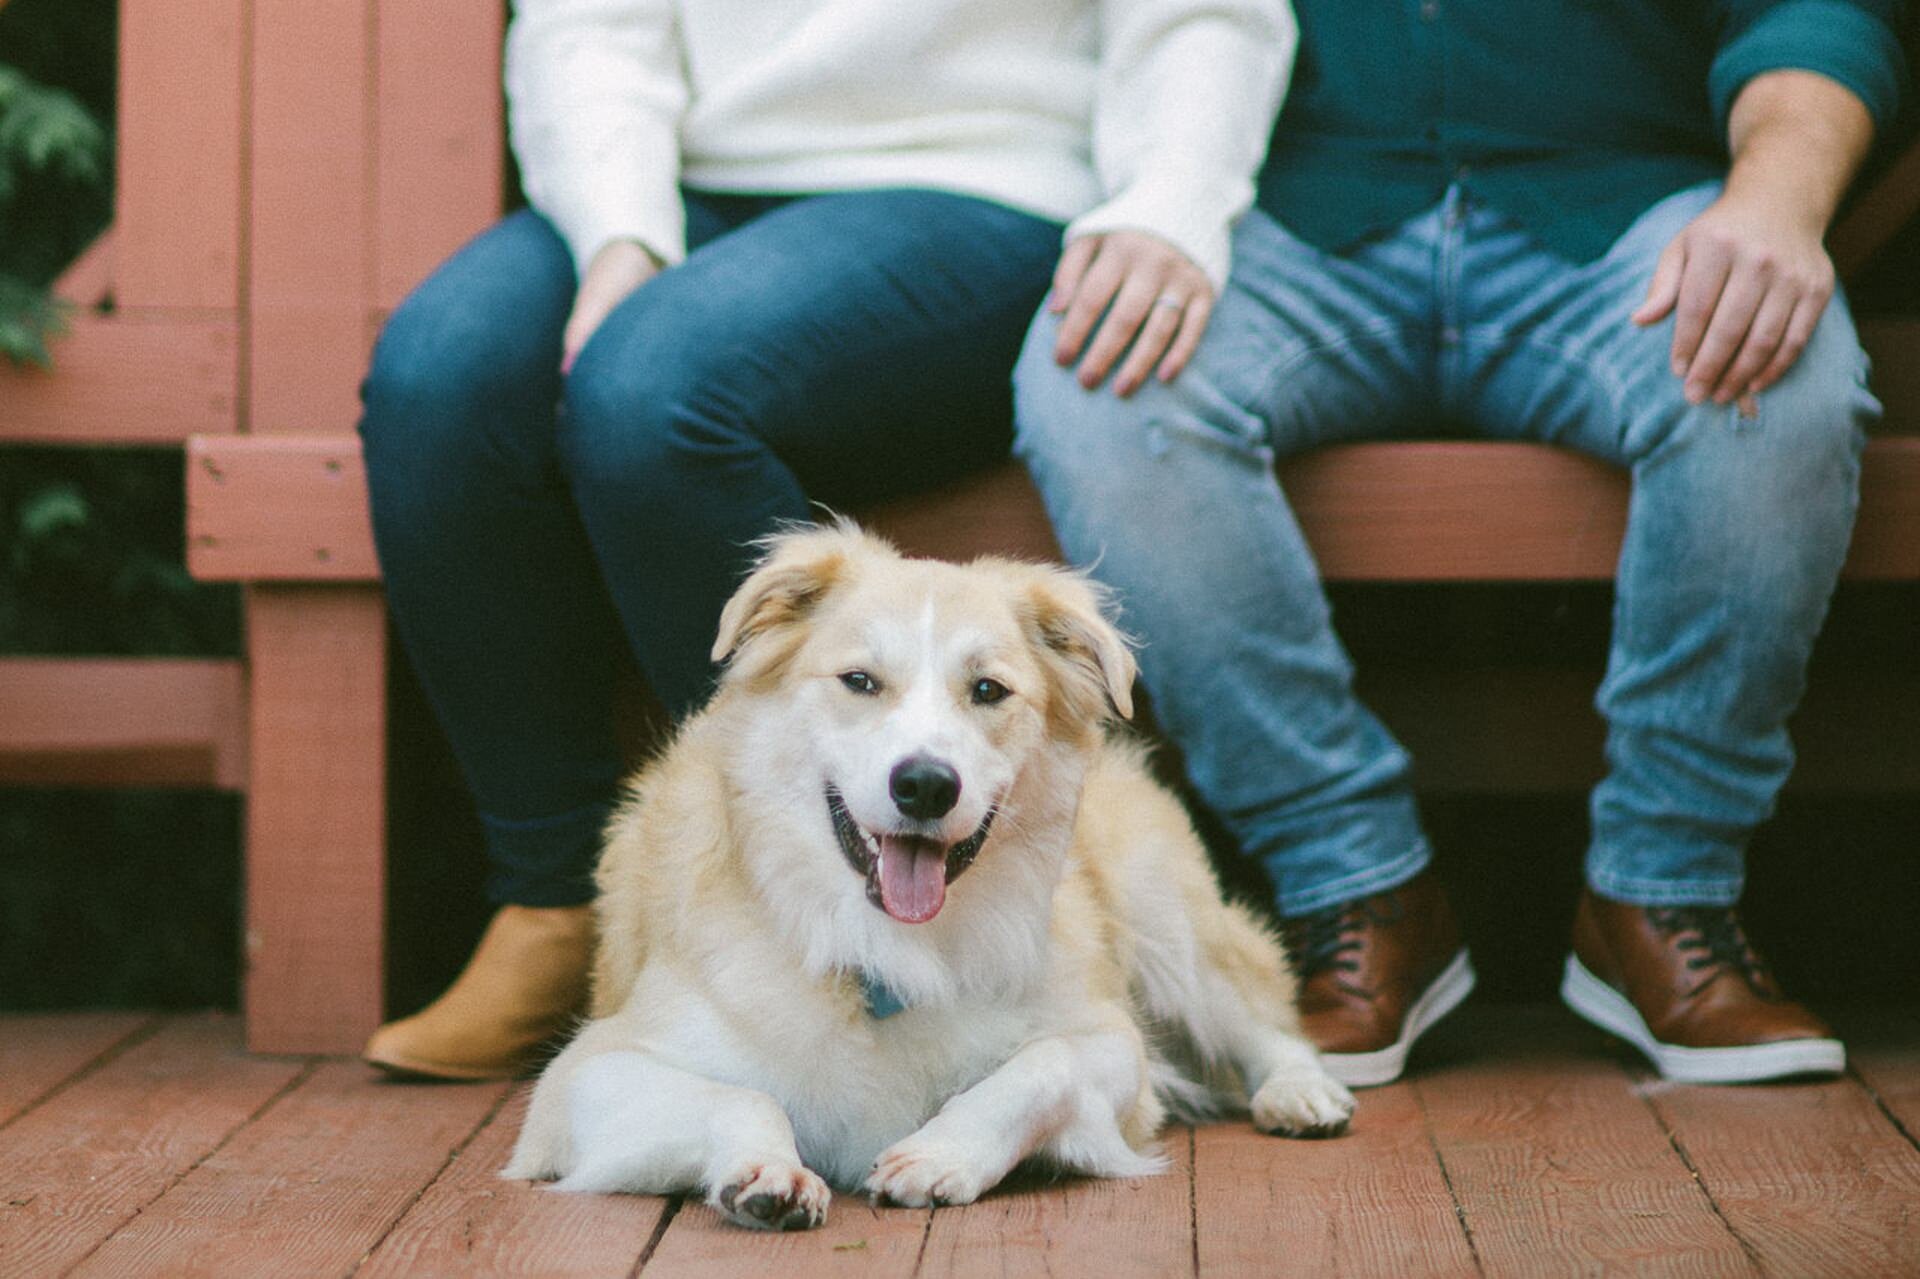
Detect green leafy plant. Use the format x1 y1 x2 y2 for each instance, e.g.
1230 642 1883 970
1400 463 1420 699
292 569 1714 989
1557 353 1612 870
0 29 111 366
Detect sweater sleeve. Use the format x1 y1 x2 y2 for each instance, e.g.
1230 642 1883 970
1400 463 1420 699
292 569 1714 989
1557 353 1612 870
1708 0 1909 138
504 0 689 277
1065 0 1297 289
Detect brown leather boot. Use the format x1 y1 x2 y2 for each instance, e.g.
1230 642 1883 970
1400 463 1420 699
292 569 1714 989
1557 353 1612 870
1280 871 1475 1088
363 904 594 1081
1562 890 1843 1083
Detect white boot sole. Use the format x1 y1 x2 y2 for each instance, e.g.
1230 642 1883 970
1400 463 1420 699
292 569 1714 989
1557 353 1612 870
1560 955 1845 1084
1319 949 1476 1088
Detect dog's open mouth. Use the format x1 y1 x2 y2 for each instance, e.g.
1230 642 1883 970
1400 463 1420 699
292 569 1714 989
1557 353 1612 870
825 785 995 925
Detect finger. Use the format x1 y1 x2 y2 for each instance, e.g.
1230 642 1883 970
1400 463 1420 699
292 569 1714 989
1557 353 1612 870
1710 286 1797 403
561 303 601 374
1683 264 1768 403
1668 246 1731 382
1157 291 1215 384
1748 291 1829 395
1112 296 1185 396
1632 240 1686 326
1050 237 1101 314
1054 249 1127 366
1077 272 1165 390
561 272 638 372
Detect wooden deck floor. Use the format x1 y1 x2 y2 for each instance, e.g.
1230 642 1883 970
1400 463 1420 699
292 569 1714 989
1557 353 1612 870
2 1003 1916 1278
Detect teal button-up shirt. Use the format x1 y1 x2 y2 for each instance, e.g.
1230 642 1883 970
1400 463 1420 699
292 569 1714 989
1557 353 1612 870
1259 1 1911 262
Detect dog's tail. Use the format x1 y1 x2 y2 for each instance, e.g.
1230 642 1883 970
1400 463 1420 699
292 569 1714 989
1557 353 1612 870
1147 1054 1233 1124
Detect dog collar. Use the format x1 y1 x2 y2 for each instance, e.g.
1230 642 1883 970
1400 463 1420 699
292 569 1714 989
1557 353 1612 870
857 970 909 1020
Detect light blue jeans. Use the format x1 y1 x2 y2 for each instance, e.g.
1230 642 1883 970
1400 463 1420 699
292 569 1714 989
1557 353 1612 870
1013 183 1879 915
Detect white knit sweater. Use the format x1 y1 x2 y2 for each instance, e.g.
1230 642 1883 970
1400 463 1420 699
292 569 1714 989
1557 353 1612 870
504 0 1295 289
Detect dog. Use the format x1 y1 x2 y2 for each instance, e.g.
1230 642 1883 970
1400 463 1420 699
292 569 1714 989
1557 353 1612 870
505 521 1354 1229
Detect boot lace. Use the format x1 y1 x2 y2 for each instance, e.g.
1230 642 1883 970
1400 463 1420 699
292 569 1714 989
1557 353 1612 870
1282 894 1404 983
1648 906 1778 998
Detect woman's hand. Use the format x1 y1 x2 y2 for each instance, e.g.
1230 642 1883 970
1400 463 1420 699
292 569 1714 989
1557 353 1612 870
562 239 662 372
1050 231 1215 397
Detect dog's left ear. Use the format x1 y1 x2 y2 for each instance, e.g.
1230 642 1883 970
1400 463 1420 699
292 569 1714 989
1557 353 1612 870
1022 568 1138 727
712 523 866 676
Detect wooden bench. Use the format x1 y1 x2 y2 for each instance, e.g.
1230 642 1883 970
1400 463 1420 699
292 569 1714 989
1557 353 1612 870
4 0 1917 1055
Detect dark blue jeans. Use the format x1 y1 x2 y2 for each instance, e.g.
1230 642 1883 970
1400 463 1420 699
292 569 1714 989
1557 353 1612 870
359 190 1061 907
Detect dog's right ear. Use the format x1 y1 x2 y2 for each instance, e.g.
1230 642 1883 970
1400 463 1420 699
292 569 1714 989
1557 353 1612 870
711 522 867 679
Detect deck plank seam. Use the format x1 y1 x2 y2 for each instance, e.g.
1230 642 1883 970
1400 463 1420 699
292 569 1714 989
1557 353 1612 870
1185 1126 1199 1279
629 1193 684 1277
0 1013 167 1138
346 1079 518 1277
905 1193 936 1276
55 1050 322 1279
1846 1063 1920 1157
1632 1069 1768 1277
1412 1080 1487 1277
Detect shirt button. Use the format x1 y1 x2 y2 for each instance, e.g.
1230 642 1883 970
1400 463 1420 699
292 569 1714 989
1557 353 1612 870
1455 164 1472 183
1420 0 1440 20
1441 326 1461 346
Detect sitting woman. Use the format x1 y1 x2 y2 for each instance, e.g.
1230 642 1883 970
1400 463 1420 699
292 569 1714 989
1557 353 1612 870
358 0 1294 1080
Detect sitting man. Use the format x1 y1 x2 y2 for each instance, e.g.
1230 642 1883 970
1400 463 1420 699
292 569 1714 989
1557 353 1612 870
1015 1 1907 1086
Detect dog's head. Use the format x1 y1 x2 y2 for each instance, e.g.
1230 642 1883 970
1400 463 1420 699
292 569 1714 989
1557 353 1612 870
710 520 1136 927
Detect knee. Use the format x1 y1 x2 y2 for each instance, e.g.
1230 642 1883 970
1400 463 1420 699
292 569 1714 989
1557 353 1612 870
365 278 550 419
1754 312 1877 462
360 305 563 497
1625 314 1872 494
1012 313 1169 492
559 330 760 501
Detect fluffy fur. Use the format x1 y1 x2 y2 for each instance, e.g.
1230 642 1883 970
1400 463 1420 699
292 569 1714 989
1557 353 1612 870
505 522 1354 1230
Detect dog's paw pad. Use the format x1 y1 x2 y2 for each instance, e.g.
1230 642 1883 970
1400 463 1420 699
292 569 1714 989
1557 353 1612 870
712 1163 831 1231
864 1141 990 1208
1252 1070 1356 1139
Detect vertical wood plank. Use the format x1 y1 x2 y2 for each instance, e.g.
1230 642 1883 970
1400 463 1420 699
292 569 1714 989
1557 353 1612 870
917 1130 1194 1279
0 1013 157 1128
362 1086 670 1278
1646 1074 1920 1277
248 0 374 432
1415 1009 1756 1277
0 1016 306 1279
116 0 245 309
70 1063 506 1278
1193 1089 1476 1277
375 0 506 310
243 584 388 1054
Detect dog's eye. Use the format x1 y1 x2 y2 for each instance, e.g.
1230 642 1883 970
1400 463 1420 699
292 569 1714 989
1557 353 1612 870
971 678 1011 706
839 670 880 695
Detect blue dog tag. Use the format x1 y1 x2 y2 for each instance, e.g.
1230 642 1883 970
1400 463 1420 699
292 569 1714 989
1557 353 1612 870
858 971 909 1020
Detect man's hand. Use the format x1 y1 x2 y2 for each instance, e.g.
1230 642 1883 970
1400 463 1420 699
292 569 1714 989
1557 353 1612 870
1632 194 1833 406
563 239 662 372
1632 69 1872 408
1051 231 1215 397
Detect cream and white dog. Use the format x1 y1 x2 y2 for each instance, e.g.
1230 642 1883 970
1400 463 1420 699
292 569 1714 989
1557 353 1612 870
505 522 1354 1230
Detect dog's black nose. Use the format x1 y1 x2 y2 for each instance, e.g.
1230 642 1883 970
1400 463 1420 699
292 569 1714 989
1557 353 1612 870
889 755 960 821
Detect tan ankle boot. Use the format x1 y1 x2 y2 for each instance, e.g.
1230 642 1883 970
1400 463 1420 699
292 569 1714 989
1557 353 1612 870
363 904 594 1081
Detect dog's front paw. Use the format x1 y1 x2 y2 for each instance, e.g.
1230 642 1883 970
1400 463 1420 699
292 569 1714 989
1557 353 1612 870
710 1162 831 1231
865 1137 996 1207
1252 1069 1356 1139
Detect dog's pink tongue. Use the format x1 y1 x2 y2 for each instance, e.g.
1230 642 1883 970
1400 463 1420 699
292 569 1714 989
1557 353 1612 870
878 835 946 923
